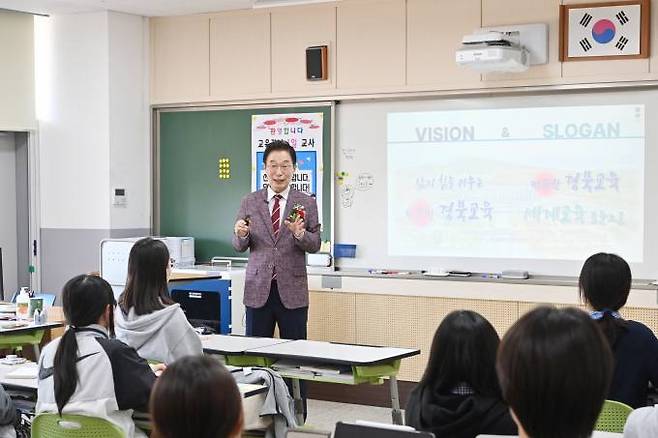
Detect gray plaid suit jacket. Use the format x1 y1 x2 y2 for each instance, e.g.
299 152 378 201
232 188 321 309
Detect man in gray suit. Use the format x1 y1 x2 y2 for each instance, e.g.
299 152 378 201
233 140 321 340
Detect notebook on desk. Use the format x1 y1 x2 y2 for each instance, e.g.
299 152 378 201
334 422 435 438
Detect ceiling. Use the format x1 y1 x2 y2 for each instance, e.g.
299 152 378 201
0 0 262 17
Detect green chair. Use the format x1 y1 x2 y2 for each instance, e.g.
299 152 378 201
594 399 633 433
32 413 124 438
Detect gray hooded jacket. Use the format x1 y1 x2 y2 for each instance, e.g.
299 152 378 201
114 303 202 364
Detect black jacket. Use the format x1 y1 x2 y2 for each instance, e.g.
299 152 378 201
405 385 517 438
608 320 658 408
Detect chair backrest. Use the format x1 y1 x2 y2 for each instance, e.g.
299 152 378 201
32 413 124 438
594 399 633 433
334 422 435 438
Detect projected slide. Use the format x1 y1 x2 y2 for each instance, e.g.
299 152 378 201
387 105 645 261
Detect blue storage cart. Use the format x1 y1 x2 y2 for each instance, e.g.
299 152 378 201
169 278 231 334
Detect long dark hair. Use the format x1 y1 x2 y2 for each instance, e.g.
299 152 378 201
497 306 612 438
150 356 243 438
579 252 631 346
419 310 502 398
119 237 174 315
54 274 116 414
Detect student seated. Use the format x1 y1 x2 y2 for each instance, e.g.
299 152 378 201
579 252 658 408
150 355 243 438
405 310 516 438
36 274 157 437
115 237 202 364
496 306 613 438
624 404 658 438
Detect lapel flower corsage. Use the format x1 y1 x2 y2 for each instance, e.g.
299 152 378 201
287 204 306 222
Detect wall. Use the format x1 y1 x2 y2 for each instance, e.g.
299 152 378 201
0 134 18 296
36 12 150 293
150 0 658 104
14 133 30 290
0 11 35 130
0 132 31 297
38 12 111 231
0 11 36 294
149 1 658 382
307 275 658 381
108 12 151 231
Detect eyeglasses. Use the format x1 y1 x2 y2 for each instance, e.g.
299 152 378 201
266 163 293 171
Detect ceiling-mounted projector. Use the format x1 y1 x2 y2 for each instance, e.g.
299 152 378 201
456 23 548 73
456 31 529 72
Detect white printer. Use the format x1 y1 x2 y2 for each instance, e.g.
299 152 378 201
99 236 195 297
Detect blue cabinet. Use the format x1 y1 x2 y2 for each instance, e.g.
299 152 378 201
169 278 231 334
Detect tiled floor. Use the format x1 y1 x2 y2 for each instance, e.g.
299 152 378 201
304 399 396 433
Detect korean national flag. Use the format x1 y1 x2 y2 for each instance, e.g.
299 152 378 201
568 4 641 57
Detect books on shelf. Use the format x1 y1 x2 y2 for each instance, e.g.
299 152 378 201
271 360 353 382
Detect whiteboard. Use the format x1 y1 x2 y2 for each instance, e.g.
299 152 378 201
334 89 658 279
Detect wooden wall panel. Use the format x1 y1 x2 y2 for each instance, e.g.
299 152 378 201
150 0 658 103
336 0 406 90
210 11 271 98
407 0 481 88
151 16 209 103
271 4 337 93
355 294 519 382
308 290 357 343
481 0 562 82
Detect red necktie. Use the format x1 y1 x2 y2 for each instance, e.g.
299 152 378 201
271 194 282 280
271 194 283 236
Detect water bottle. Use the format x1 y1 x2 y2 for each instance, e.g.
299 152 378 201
15 287 30 320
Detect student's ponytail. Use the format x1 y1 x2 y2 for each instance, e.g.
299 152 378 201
598 311 627 347
53 328 79 414
53 274 116 415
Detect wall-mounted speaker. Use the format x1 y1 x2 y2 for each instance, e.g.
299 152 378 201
306 45 328 81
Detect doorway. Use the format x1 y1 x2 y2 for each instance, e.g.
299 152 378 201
0 131 32 299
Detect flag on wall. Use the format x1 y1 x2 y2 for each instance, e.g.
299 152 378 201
567 4 642 57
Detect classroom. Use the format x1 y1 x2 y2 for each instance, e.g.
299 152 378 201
1 0 658 437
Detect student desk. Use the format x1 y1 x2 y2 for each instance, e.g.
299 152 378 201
0 322 63 336
132 383 269 432
0 362 270 431
201 335 420 425
0 322 64 358
0 362 38 390
202 334 290 354
169 270 223 281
